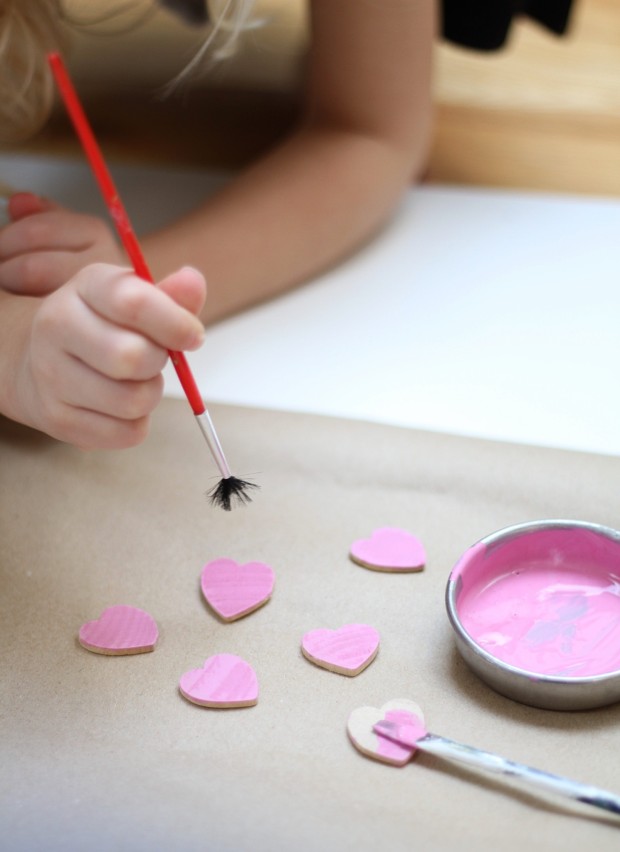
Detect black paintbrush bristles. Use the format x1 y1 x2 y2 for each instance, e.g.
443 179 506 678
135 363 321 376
208 476 258 511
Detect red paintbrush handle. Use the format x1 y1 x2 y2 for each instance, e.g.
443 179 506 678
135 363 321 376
168 352 205 414
47 51 205 416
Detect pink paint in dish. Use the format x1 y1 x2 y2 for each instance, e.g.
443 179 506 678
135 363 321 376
452 524 620 678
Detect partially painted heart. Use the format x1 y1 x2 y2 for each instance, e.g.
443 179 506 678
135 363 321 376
349 527 426 572
302 624 380 676
200 558 275 621
179 654 258 708
347 699 426 766
78 605 158 655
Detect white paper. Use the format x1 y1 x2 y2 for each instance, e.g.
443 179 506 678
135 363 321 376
2 153 619 456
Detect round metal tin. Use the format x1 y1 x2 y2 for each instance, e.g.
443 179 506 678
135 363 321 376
446 520 620 710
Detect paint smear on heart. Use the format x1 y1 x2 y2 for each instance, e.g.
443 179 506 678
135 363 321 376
374 710 428 753
347 699 425 767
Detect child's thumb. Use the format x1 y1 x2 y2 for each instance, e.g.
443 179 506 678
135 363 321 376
155 265 207 316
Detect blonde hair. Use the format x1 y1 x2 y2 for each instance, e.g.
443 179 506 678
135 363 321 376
206 0 258 60
0 0 66 144
161 0 259 94
0 0 257 146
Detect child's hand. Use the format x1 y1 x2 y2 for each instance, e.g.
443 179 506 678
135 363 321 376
0 192 125 295
14 263 206 450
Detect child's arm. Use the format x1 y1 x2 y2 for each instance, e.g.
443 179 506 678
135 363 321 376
143 0 436 323
0 1 434 323
0 264 206 449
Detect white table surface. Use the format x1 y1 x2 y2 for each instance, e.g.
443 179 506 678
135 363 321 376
2 152 619 457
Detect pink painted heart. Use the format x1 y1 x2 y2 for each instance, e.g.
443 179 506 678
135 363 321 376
78 605 158 655
179 654 258 708
347 699 426 766
200 558 275 622
349 527 426 572
302 624 380 676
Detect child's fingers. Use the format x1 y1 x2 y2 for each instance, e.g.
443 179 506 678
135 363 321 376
36 287 170 381
40 351 165 422
73 410 153 450
7 192 57 222
155 266 207 316
19 262 207 450
0 207 113 258
76 265 205 353
0 250 95 295
42 403 153 451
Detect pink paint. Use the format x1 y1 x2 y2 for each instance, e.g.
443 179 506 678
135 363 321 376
200 558 275 621
347 699 425 767
301 624 380 676
376 710 425 760
179 654 258 708
350 527 426 572
374 713 428 749
454 526 620 677
78 605 158 655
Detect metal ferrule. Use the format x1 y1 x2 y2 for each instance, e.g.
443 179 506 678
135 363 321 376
195 411 231 479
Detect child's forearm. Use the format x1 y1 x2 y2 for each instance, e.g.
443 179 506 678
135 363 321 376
141 0 435 325
141 119 431 325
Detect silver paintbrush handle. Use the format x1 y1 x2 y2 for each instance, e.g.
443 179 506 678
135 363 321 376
418 734 620 816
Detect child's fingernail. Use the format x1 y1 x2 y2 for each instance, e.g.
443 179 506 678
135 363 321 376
189 326 206 348
181 265 203 277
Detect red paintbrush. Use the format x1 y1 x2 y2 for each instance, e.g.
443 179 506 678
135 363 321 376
47 51 255 510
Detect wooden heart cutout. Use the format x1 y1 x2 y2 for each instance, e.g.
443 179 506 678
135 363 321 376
200 558 275 622
179 654 258 708
78 605 158 655
302 624 380 676
347 699 425 766
349 527 426 572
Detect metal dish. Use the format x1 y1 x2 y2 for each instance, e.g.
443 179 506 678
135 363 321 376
446 520 620 710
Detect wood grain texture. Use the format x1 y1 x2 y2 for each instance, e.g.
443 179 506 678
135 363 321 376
78 605 158 655
200 558 275 622
430 1 620 195
179 654 259 708
301 624 380 676
17 0 619 196
349 528 426 573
